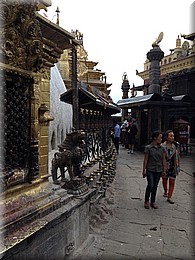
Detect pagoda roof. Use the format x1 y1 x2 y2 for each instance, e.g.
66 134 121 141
117 93 194 108
181 33 195 41
172 95 194 102
173 118 190 124
82 78 112 88
60 82 120 114
36 13 80 50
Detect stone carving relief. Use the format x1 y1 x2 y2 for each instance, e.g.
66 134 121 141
181 41 190 56
0 0 43 72
71 29 83 43
38 104 54 125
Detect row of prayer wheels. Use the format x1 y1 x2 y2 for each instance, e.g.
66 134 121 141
85 144 117 204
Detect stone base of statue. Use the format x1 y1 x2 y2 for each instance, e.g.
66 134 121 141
62 177 89 196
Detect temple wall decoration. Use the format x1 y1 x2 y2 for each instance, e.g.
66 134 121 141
38 73 53 179
0 1 56 189
1 0 44 72
1 2 35 188
3 73 32 187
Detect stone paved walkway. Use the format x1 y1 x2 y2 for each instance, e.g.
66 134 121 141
70 145 195 260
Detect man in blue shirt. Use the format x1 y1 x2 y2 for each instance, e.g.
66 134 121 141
113 121 120 154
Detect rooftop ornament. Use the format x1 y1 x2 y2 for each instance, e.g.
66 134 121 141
152 32 164 48
122 72 128 81
56 6 60 25
147 33 164 94
71 29 83 44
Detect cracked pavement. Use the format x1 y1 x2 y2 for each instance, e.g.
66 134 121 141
71 145 195 260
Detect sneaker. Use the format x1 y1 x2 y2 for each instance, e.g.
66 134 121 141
131 150 134 154
144 201 150 209
163 192 168 197
128 150 131 154
151 203 158 209
167 199 174 204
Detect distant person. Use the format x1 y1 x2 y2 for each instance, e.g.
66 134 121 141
120 120 128 147
142 130 166 209
127 118 138 154
161 130 180 204
113 120 120 154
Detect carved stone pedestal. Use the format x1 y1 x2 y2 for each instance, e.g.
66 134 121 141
62 177 89 196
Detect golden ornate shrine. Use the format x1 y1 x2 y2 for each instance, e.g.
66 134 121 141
0 1 81 249
0 0 80 190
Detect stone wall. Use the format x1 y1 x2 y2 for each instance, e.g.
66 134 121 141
1 190 95 260
49 64 73 152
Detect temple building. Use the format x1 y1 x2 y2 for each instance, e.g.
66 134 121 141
117 33 195 148
48 30 120 152
58 29 120 131
137 33 195 98
0 1 119 258
59 31 112 94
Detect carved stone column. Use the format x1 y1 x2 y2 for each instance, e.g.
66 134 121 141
147 46 164 94
146 39 164 137
121 72 130 122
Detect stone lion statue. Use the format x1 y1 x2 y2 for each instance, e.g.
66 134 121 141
51 129 85 184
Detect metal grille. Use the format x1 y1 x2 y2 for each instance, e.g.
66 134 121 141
4 74 30 169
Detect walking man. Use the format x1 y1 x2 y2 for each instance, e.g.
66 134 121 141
127 118 138 154
113 120 120 154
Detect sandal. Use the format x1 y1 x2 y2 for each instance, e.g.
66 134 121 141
144 201 150 209
151 203 158 209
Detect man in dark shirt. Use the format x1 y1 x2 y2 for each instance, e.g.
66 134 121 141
127 119 137 154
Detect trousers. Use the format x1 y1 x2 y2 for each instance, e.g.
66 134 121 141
145 170 162 204
113 137 119 153
162 177 175 199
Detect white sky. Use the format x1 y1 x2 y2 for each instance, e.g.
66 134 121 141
43 0 194 103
